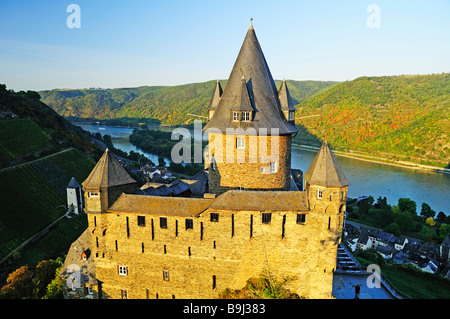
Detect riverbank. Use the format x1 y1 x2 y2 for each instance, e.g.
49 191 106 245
292 143 450 175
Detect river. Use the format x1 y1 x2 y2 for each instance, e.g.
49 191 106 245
75 123 449 215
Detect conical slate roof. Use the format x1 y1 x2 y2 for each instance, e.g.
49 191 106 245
82 149 137 188
67 177 81 188
207 80 223 111
203 26 297 135
303 141 350 187
278 79 296 112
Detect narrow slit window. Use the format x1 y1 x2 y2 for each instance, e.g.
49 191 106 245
137 216 146 227
296 214 306 224
160 217 167 229
186 219 193 230
212 275 217 289
262 213 272 224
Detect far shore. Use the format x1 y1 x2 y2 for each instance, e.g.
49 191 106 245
292 143 450 175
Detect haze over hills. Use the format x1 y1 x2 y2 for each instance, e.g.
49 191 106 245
39 73 450 167
39 80 337 125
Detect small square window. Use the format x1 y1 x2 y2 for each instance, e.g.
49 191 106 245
242 112 251 121
118 266 128 276
186 219 193 230
160 217 167 229
236 137 245 149
317 190 323 199
163 270 170 281
137 216 146 227
233 112 240 122
297 214 306 224
262 213 272 224
210 213 219 222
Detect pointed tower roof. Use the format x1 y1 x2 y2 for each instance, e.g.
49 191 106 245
67 177 81 188
232 76 254 112
203 26 297 135
82 149 137 188
207 80 223 111
303 141 350 187
278 79 296 112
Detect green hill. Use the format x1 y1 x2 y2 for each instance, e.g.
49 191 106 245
39 80 337 125
0 84 96 168
0 118 50 166
294 73 449 167
0 84 98 269
0 149 94 262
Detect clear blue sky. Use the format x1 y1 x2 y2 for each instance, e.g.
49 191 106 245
1 0 449 91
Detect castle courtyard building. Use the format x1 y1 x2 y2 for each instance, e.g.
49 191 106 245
61 24 350 299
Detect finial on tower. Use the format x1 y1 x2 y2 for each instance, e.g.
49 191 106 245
250 17 253 29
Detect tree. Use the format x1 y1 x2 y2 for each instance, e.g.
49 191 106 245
420 202 436 219
398 198 417 217
385 223 401 236
436 211 447 223
393 211 414 231
0 266 34 298
438 223 450 241
33 259 61 299
425 217 436 227
44 266 64 299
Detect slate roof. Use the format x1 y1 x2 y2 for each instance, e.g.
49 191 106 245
108 193 215 217
209 190 309 212
82 149 137 188
278 79 296 112
60 228 96 286
140 180 191 197
203 26 297 135
67 177 81 188
207 80 223 111
303 141 350 187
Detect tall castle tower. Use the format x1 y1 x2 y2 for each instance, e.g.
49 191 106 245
203 25 298 194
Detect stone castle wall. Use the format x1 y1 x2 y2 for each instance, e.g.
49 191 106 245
87 190 344 299
207 133 292 194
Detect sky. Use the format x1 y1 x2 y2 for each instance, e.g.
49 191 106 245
0 0 449 91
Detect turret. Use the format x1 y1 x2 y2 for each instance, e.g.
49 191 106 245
303 141 350 233
82 148 138 214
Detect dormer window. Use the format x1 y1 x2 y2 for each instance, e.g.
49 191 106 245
289 111 294 121
233 112 240 122
242 112 251 121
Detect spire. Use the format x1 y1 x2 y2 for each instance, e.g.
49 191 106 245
303 141 350 188
82 149 137 188
232 75 254 112
207 80 223 111
203 26 297 135
278 79 296 112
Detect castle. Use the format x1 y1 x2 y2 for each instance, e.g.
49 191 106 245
60 24 350 299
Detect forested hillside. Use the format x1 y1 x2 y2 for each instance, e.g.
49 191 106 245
294 73 449 167
39 80 336 125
